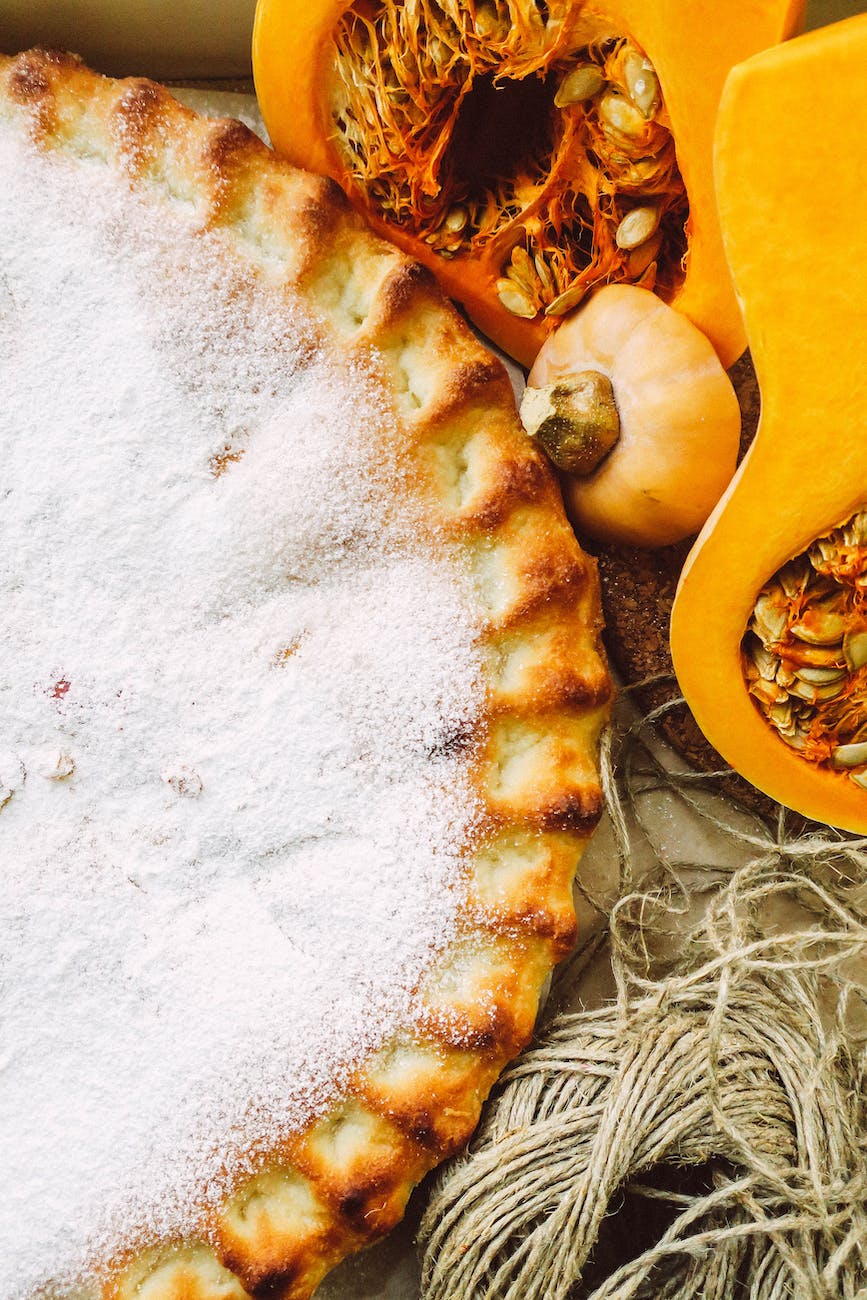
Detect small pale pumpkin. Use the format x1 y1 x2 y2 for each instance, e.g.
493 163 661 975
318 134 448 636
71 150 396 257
522 284 741 548
670 15 867 833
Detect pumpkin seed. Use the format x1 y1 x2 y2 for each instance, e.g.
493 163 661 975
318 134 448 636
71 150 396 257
790 607 848 645
752 593 788 646
627 231 662 276
848 770 867 788
544 282 587 317
533 251 552 291
506 271 541 311
508 244 538 291
844 628 867 670
777 560 811 598
555 64 605 107
780 641 845 668
496 278 537 318
789 677 848 704
794 665 848 685
749 677 789 708
777 662 798 689
767 700 798 736
831 741 867 769
597 89 647 141
506 266 536 299
765 698 792 723
751 643 779 681
618 156 665 190
623 48 660 118
444 204 468 233
615 205 661 251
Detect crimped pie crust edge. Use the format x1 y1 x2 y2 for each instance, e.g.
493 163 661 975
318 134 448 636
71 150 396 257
0 48 611 1300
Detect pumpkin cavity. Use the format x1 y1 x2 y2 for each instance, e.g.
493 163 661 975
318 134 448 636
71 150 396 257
328 2 688 320
744 506 867 790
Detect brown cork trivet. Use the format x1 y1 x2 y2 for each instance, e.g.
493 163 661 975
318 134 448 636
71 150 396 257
586 352 784 823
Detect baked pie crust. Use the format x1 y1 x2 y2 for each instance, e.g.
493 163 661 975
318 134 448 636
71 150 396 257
0 49 610 1300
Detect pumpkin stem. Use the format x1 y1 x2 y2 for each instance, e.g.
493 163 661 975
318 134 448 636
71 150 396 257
519 371 619 475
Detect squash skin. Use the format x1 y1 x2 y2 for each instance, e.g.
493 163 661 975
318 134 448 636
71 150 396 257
670 15 867 833
526 284 742 547
252 0 805 369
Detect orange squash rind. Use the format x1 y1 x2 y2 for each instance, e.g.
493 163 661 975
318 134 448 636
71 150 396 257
671 14 867 834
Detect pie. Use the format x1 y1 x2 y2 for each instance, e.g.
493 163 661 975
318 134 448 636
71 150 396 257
0 49 611 1300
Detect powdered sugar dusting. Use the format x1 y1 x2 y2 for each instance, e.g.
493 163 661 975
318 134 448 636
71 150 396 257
0 129 484 1295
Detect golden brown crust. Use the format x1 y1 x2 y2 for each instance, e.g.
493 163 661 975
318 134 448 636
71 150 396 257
0 48 612 1298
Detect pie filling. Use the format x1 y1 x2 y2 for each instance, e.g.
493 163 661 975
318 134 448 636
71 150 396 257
0 129 485 1292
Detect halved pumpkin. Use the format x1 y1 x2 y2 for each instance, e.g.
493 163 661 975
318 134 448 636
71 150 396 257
252 0 804 367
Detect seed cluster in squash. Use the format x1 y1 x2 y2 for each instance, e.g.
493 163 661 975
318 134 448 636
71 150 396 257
253 0 805 366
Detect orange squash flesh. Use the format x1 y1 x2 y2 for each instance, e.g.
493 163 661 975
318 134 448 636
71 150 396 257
670 15 867 834
252 0 805 368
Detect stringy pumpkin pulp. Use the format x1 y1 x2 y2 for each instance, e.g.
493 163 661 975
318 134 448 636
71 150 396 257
330 7 687 322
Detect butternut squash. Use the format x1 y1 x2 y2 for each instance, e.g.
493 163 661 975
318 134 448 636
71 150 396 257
252 0 805 367
670 15 867 833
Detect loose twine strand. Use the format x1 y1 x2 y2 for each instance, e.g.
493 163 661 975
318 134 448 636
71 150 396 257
418 683 867 1300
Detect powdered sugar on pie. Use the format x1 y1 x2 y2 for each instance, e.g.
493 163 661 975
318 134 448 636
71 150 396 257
0 129 485 1294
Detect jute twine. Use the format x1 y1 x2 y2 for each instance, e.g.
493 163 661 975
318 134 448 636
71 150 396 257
418 687 867 1300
